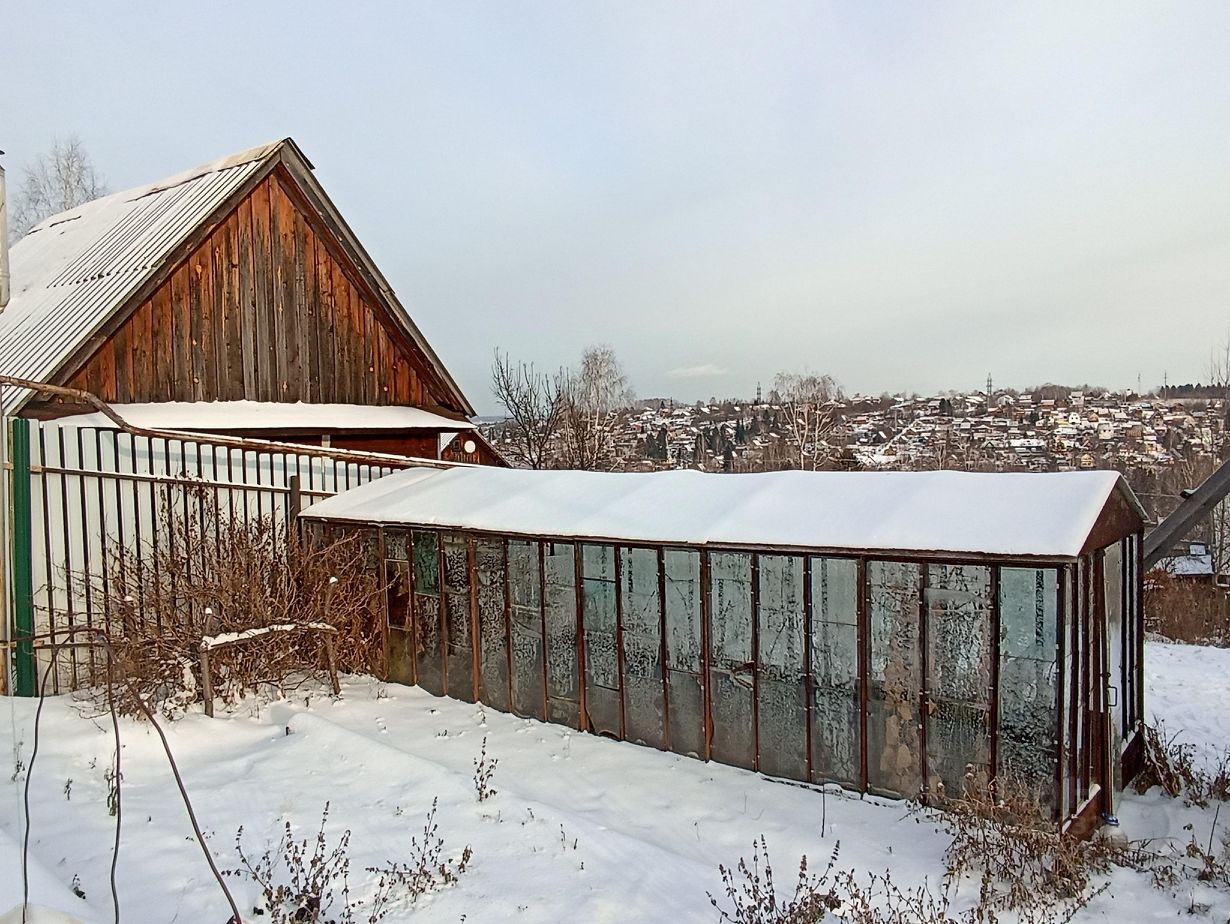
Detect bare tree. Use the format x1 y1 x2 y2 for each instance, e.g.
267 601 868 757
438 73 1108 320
773 371 845 471
560 344 634 471
490 349 566 469
11 135 107 238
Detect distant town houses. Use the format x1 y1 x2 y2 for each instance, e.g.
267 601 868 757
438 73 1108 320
484 385 1226 487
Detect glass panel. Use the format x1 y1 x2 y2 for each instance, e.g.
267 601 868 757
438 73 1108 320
476 538 509 712
411 531 443 696
1061 567 1075 817
582 544 620 736
384 529 408 562
1103 543 1124 809
867 560 921 798
709 552 756 770
925 564 993 801
999 567 1059 814
544 542 580 727
387 626 414 686
386 560 410 630
508 540 545 720
810 557 860 786
620 547 665 748
664 549 705 757
443 533 474 702
412 531 440 595
757 555 807 780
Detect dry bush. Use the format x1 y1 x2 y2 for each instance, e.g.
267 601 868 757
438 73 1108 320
365 797 474 918
1144 571 1230 645
1134 721 1230 807
226 801 473 924
935 776 1111 918
708 837 842 924
227 803 355 924
81 485 386 718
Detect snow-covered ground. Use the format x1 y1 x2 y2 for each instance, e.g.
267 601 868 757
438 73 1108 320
2 641 1228 922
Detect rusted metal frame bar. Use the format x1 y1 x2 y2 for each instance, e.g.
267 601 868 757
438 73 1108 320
1068 564 1080 818
26 461 318 500
1134 531 1145 734
573 542 588 732
1092 550 1110 813
0 374 446 472
179 440 194 615
405 528 419 687
857 556 870 793
55 426 81 689
802 555 814 783
988 565 1001 795
700 549 714 761
195 440 210 615
1054 565 1067 822
377 526 390 682
74 427 98 679
468 535 481 703
501 536 514 712
538 540 549 720
34 423 60 694
918 562 930 801
95 429 114 649
130 433 148 648
613 544 627 741
436 531 449 698
656 546 671 753
224 438 237 548
294 518 1080 571
1079 559 1092 805
750 552 761 772
145 435 161 637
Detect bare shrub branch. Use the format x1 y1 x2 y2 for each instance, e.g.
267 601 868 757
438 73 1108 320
78 484 385 718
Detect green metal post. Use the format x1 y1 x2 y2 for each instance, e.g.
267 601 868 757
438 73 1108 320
11 417 34 696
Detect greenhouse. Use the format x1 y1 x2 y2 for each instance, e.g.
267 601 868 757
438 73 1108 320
301 467 1145 833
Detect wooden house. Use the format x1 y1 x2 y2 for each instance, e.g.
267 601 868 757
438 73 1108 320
302 467 1146 834
0 139 503 466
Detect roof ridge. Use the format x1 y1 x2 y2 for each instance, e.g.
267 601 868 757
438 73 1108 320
27 139 291 235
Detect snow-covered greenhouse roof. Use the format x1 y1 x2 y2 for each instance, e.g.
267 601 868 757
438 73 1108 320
302 467 1143 559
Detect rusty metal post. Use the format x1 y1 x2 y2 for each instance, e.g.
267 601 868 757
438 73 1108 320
323 632 341 695
200 644 214 718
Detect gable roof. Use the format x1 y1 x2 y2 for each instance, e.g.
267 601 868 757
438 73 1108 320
0 139 475 416
302 467 1143 560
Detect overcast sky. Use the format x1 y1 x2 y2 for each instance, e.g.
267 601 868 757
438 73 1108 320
3 2 1228 413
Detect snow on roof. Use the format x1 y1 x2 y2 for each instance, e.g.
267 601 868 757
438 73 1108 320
1156 551 1215 577
55 401 476 433
0 143 277 414
303 468 1134 558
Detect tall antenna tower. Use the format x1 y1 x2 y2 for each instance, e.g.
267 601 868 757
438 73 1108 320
986 373 993 397
755 381 762 405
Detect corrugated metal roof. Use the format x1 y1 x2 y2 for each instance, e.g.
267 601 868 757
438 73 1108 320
0 143 277 413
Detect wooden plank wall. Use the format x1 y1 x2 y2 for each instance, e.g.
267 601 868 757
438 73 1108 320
62 168 462 414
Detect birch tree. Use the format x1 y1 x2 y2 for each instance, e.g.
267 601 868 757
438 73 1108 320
560 345 634 471
11 135 107 238
773 371 845 470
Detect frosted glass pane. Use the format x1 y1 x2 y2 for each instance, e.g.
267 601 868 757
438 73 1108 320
925 564 993 800
810 557 859 785
867 560 921 797
758 555 806 780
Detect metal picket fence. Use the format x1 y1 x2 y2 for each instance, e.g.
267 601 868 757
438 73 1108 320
3 416 410 695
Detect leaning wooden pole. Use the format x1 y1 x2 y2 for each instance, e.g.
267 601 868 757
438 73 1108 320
1143 456 1230 569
